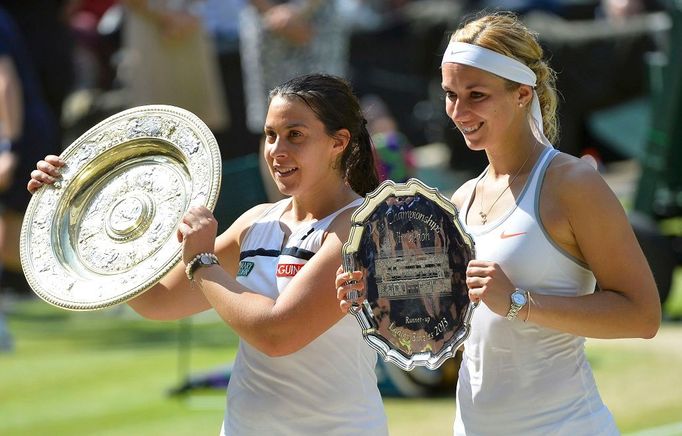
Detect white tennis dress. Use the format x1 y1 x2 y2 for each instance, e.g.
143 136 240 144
221 198 388 435
454 147 619 435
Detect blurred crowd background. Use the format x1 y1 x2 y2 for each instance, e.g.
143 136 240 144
1 0 681 353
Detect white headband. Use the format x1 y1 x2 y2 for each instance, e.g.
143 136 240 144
441 41 553 148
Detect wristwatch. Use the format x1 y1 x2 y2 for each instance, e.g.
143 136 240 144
186 253 220 281
506 289 528 321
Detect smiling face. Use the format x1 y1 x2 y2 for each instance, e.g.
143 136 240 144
441 63 531 151
263 95 347 197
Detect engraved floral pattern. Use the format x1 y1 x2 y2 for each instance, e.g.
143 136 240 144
20 105 221 310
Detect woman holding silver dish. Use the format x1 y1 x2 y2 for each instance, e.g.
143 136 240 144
337 12 660 435
29 74 388 435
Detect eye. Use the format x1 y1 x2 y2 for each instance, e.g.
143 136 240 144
471 91 485 100
444 91 456 102
264 130 276 143
288 130 304 140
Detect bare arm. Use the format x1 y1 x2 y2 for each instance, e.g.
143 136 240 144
0 56 22 190
186 206 354 357
527 155 660 338
26 156 284 324
467 155 660 339
126 203 272 320
0 56 23 140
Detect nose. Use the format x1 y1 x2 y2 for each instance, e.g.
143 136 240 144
447 97 468 122
266 136 287 158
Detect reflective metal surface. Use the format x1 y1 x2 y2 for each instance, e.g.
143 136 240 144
343 179 476 370
20 105 222 310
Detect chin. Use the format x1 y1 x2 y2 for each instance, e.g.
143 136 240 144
276 182 298 197
276 184 292 196
462 138 485 152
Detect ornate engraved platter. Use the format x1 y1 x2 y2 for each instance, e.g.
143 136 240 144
19 105 222 310
343 179 476 370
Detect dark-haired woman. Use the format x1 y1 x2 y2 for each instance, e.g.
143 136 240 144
28 73 388 435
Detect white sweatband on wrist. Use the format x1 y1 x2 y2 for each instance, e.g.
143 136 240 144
441 41 553 148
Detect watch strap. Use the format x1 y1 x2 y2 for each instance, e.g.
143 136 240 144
506 289 528 321
185 252 219 281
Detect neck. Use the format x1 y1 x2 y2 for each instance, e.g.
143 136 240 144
484 130 541 179
289 182 359 222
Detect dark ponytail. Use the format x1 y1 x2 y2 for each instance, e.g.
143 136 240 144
341 119 379 195
269 74 380 196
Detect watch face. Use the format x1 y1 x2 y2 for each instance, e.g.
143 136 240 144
512 292 527 305
200 254 212 264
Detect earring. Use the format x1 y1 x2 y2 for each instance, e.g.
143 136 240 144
518 103 524 108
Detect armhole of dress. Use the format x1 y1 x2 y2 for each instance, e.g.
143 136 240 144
534 150 592 270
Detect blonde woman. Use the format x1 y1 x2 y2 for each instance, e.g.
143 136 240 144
338 12 660 435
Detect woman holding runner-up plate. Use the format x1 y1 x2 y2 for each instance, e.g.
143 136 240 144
337 11 660 435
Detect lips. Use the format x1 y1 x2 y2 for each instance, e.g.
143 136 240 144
458 122 484 134
274 166 298 177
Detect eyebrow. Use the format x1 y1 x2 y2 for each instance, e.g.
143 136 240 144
442 83 488 91
264 122 308 130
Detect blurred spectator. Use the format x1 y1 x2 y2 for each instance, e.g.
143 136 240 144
0 0 76 139
59 1 123 144
66 0 121 91
240 0 351 134
523 0 666 160
239 0 353 201
416 1 667 172
201 0 268 231
362 94 416 182
0 7 60 341
202 0 261 160
466 0 564 16
599 0 646 21
118 0 229 132
0 310 11 351
347 0 459 148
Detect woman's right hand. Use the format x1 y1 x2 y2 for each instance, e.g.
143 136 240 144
335 266 365 313
27 155 64 194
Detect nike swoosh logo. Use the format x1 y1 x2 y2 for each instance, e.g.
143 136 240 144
500 230 527 239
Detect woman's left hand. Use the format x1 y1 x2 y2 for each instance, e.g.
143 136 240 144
177 206 218 264
466 260 516 316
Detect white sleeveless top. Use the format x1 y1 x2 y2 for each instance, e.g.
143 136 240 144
454 147 619 435
221 198 388 436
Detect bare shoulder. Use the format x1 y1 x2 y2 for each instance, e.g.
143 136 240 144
234 202 273 227
541 152 627 235
326 200 361 241
544 152 613 202
539 152 628 262
451 178 477 210
215 202 273 249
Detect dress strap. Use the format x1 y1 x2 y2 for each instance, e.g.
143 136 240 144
316 197 364 227
523 147 559 213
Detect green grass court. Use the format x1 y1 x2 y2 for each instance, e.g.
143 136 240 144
2 276 682 436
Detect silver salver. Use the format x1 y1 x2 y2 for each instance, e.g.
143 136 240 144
19 105 222 310
343 179 476 370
